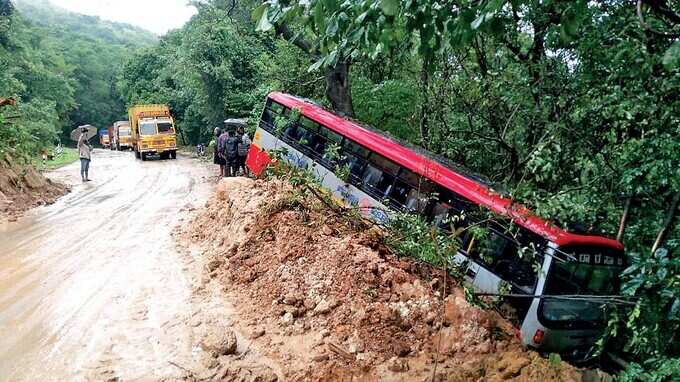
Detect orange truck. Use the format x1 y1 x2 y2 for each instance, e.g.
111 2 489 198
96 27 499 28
99 128 111 149
112 121 132 151
128 105 177 160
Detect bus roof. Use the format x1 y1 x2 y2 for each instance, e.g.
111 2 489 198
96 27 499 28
268 92 624 251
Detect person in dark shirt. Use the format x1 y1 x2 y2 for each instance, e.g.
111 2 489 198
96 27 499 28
213 127 226 177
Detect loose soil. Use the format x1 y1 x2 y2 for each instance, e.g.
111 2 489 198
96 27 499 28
179 177 587 381
0 153 68 222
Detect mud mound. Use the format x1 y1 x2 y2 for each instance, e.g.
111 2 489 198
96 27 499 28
184 177 583 381
0 154 68 221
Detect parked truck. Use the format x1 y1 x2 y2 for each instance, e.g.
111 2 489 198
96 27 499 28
99 128 111 149
112 121 132 151
128 105 177 160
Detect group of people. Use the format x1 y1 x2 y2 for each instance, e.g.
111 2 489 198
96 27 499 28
75 122 252 181
214 124 251 177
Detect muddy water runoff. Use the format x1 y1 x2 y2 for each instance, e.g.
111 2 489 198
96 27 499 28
0 150 214 381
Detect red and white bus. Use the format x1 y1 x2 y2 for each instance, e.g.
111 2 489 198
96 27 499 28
246 92 626 360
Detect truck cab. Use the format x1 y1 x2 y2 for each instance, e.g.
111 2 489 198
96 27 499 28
128 105 177 160
113 121 132 151
99 129 111 149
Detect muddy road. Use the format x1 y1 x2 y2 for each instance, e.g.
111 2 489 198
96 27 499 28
0 150 216 381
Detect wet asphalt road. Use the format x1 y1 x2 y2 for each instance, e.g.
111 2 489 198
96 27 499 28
0 149 214 381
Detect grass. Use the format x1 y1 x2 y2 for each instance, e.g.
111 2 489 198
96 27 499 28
34 147 80 171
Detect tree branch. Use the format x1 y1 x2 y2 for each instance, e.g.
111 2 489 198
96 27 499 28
637 0 680 38
651 192 680 255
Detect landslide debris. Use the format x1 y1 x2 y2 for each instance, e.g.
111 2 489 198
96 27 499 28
184 177 585 381
0 154 68 221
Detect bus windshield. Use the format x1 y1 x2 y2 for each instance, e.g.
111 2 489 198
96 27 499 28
540 247 624 329
119 128 131 136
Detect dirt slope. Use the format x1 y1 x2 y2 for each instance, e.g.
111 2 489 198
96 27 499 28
181 177 585 381
0 154 68 221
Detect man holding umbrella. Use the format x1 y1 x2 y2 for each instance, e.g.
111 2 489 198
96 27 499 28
72 125 95 182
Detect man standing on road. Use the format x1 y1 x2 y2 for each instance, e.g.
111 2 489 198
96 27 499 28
78 128 93 182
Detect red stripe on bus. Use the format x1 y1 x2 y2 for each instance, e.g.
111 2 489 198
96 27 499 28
267 92 623 251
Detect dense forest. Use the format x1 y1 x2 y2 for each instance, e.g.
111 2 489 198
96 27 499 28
1 0 679 379
0 0 155 158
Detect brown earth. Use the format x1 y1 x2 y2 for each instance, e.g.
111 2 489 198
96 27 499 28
0 154 68 222
179 177 586 381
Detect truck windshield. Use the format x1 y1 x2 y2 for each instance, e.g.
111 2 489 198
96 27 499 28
158 122 174 134
540 247 624 329
140 122 156 135
119 129 131 136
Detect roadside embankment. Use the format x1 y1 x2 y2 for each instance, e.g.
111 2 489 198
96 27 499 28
0 154 69 222
181 177 598 381
34 147 79 171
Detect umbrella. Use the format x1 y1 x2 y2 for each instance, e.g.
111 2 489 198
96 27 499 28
70 125 97 141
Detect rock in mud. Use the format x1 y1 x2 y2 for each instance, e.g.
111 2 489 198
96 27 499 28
387 357 410 373
200 329 238 357
250 328 266 339
282 312 295 326
313 297 338 315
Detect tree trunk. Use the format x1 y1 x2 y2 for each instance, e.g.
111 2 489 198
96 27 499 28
324 61 354 117
617 196 633 242
651 193 680 255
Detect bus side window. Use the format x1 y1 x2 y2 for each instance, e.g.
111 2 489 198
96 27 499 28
342 139 369 159
345 153 367 181
283 124 301 141
431 202 452 230
361 154 399 200
319 126 343 145
390 178 411 206
391 168 435 212
468 227 541 293
261 100 284 128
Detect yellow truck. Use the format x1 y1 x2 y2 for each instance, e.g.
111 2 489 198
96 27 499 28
112 121 133 151
128 105 177 160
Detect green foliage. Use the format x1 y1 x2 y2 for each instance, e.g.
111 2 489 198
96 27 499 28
118 2 320 145
34 147 79 170
0 0 154 160
387 211 461 268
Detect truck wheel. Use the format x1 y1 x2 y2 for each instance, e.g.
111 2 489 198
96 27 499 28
141 152 147 161
170 150 177 160
135 150 140 159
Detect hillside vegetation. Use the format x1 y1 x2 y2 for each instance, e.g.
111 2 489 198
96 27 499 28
0 0 155 160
